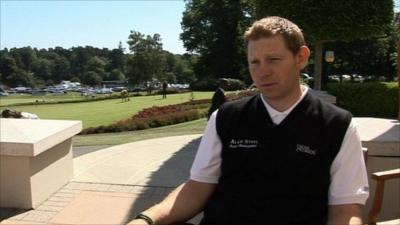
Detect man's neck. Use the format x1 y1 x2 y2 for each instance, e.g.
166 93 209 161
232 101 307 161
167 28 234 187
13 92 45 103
263 85 304 112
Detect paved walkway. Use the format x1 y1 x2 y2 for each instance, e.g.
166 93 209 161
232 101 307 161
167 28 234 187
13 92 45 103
1 117 399 225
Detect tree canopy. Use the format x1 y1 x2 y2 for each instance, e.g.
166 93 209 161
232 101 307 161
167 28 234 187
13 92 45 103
0 44 194 88
181 0 252 82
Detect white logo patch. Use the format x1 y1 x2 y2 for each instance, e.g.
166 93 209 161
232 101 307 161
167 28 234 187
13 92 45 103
229 139 258 149
296 144 317 155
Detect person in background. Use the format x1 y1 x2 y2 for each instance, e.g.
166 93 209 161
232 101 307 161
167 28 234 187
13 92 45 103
207 78 228 120
127 16 368 225
1 108 39 119
162 81 168 99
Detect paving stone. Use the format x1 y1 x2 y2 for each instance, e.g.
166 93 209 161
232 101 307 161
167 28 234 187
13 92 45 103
41 200 70 207
58 189 82 194
36 205 64 212
47 196 73 202
64 182 86 190
107 185 124 192
87 183 111 191
0 219 45 224
22 211 57 222
54 192 79 198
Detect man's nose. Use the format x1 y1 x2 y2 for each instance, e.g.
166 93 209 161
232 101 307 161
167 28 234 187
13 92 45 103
258 62 272 77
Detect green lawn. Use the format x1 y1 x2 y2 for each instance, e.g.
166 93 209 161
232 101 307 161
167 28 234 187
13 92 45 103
73 117 207 146
1 92 212 128
0 92 94 106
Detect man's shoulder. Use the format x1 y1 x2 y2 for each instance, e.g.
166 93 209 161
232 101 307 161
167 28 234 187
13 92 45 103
306 91 352 126
221 94 258 108
307 91 350 115
217 94 259 122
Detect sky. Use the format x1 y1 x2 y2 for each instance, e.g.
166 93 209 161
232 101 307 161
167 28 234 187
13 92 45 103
0 0 187 54
1 0 399 55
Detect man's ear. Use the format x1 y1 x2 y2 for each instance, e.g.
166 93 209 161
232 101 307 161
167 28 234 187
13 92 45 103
297 46 311 69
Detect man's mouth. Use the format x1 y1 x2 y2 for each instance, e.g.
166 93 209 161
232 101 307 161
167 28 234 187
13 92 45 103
261 82 277 87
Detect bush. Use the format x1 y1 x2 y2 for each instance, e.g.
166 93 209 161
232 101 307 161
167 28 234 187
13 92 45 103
226 88 259 101
327 82 399 118
224 78 246 91
190 78 218 91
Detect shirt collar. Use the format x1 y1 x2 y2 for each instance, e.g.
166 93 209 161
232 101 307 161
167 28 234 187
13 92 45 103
260 85 309 119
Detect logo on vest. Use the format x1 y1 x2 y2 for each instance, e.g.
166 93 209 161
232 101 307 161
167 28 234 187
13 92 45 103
229 139 258 149
296 144 317 155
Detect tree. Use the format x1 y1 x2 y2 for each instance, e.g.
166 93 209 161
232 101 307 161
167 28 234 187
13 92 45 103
9 47 37 71
126 31 164 85
323 36 396 78
86 56 107 77
0 55 18 82
53 56 71 82
7 69 36 87
109 68 126 81
181 0 252 81
251 0 394 90
83 71 102 86
109 48 126 73
31 58 54 81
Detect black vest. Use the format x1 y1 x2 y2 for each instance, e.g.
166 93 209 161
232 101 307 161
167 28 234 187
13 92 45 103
200 92 352 225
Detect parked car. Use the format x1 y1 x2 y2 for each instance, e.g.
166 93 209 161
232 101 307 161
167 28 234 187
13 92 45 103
112 86 127 92
96 88 113 94
301 73 314 86
129 86 146 92
341 74 351 81
352 74 365 83
328 75 340 82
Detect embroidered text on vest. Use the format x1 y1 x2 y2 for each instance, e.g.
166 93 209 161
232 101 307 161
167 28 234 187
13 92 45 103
296 144 317 155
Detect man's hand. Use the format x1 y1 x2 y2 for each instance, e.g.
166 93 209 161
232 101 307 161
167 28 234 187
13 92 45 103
126 180 216 225
127 219 151 225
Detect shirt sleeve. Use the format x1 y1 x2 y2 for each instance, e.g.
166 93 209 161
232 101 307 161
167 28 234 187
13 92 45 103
328 119 369 205
190 110 222 183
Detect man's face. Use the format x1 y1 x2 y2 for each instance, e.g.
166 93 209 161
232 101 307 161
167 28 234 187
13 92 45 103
247 35 308 103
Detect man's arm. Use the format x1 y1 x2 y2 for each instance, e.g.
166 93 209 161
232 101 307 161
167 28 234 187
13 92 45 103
127 180 216 225
327 204 363 225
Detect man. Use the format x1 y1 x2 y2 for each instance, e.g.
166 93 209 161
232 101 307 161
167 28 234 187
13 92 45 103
162 81 168 99
207 78 228 120
128 16 368 225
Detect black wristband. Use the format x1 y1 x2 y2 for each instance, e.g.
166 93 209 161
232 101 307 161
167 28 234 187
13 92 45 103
135 213 155 225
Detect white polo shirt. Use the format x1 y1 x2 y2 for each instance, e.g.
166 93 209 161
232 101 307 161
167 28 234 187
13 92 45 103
190 87 369 205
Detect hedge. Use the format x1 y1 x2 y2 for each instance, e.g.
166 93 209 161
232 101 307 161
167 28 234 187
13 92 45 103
327 82 399 118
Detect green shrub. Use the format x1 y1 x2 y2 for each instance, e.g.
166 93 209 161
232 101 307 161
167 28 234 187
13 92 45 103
224 78 246 91
327 82 399 118
190 78 218 91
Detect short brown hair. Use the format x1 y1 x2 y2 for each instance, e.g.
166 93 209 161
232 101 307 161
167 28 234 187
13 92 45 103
244 16 306 55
